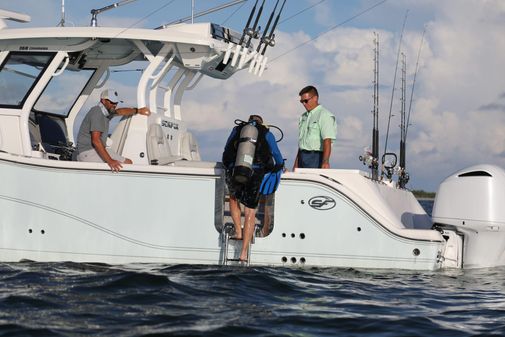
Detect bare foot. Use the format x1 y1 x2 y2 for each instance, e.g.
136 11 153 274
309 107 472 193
239 254 248 262
232 228 243 240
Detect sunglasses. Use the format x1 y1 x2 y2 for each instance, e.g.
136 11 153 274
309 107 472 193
299 96 314 104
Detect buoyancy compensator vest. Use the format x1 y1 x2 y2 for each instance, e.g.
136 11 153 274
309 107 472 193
222 120 272 184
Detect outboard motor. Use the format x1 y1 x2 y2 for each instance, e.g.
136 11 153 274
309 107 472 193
233 121 258 184
433 164 505 268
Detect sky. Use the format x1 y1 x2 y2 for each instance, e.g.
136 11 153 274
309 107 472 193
1 0 504 191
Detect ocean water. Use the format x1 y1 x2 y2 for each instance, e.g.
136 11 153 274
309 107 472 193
2 200 505 337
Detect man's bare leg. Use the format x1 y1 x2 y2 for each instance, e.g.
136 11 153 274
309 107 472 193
229 196 242 239
239 206 256 261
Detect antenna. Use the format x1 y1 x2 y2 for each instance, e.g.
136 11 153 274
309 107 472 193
191 0 195 24
58 0 65 27
90 0 138 27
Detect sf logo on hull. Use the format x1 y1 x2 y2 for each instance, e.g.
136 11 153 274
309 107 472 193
308 196 336 210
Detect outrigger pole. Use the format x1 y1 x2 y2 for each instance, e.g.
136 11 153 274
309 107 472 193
157 0 247 28
90 0 138 27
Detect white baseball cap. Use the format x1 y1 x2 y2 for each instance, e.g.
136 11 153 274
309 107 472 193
100 89 123 104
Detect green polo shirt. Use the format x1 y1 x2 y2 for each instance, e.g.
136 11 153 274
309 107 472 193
298 105 337 151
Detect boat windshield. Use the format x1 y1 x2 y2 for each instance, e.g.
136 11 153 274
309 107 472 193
0 52 54 108
33 67 95 117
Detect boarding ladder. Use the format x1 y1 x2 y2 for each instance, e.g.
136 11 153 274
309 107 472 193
221 194 273 266
221 223 258 266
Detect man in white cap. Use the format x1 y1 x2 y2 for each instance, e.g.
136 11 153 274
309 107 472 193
76 89 150 172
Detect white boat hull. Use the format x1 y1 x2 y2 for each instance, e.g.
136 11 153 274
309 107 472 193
0 155 225 264
0 154 445 270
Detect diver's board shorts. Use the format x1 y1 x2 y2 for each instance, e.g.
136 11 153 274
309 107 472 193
77 148 126 163
226 169 265 209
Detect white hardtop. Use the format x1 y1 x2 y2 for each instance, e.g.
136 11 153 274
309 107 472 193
0 24 216 46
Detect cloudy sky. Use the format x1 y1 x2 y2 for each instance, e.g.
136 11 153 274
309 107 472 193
2 0 504 191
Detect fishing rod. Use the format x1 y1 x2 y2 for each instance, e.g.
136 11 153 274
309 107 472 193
258 0 286 55
405 26 426 140
244 0 265 48
255 0 279 52
359 32 380 180
250 0 286 75
372 32 380 181
398 27 426 188
239 0 258 45
239 0 277 69
382 10 408 178
398 52 409 188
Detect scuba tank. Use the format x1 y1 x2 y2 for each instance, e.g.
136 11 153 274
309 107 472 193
233 121 258 184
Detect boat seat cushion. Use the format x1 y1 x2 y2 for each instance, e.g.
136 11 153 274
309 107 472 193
146 123 182 165
180 131 201 161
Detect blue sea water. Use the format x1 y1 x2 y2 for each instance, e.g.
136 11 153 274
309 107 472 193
1 200 505 337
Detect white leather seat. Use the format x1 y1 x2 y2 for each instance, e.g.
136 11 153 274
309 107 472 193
146 124 182 165
180 131 201 161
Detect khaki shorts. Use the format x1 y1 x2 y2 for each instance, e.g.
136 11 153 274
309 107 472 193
77 148 126 163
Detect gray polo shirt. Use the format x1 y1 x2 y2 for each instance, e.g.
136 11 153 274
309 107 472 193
76 104 112 153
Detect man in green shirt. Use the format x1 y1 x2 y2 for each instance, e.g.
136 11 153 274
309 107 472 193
293 85 337 169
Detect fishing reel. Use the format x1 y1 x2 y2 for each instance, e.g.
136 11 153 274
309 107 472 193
396 167 410 188
359 147 374 167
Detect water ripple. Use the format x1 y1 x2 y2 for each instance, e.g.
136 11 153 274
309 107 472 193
1 262 505 336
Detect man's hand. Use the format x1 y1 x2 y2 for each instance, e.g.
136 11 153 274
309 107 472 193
107 159 123 172
138 107 150 116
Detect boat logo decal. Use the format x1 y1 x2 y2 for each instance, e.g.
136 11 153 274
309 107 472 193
308 196 336 210
161 120 179 130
